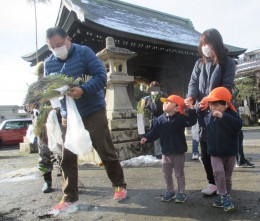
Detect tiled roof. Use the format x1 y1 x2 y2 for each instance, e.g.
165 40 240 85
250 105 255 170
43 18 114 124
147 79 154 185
63 0 245 53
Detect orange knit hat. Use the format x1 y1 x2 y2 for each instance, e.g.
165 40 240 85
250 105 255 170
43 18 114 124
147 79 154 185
160 95 185 115
203 87 236 111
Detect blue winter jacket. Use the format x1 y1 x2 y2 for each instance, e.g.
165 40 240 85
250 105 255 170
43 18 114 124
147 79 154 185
204 108 242 157
44 43 106 118
144 109 197 155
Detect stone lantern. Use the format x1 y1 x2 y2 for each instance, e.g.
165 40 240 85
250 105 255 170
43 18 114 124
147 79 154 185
97 37 140 160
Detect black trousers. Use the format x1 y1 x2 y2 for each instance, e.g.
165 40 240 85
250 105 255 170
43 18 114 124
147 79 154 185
199 140 215 185
236 130 246 164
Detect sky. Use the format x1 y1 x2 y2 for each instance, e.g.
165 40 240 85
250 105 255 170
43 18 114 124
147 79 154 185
0 0 259 106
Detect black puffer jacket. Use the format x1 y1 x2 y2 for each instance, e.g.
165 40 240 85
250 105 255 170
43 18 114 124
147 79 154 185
187 57 235 103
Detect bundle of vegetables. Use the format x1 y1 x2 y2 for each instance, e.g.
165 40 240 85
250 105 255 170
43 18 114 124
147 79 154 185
24 74 82 106
33 106 52 139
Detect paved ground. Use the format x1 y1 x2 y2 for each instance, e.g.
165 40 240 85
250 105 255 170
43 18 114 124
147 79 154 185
0 128 259 221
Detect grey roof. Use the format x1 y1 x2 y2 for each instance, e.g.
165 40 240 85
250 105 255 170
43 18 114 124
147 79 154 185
63 0 245 53
22 0 246 64
64 0 200 47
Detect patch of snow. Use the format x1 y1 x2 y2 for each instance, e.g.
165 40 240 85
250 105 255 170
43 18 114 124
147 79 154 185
120 155 161 167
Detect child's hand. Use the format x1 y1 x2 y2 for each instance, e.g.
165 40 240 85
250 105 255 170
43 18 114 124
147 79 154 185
212 110 223 119
140 138 147 144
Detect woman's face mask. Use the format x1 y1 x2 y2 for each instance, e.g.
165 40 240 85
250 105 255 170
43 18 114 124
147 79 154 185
202 44 213 58
51 45 68 60
151 91 159 96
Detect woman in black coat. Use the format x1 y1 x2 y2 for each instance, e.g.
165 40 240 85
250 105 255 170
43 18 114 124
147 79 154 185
185 28 235 195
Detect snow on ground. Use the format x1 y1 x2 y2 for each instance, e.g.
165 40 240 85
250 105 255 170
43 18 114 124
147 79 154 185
120 155 161 167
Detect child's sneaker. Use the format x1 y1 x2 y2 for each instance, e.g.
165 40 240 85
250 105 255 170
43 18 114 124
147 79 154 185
174 192 186 203
161 191 175 202
113 187 127 200
223 195 234 212
201 184 217 195
213 195 223 208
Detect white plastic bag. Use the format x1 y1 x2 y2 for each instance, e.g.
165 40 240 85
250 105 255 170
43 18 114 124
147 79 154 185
46 110 63 151
83 147 102 164
26 124 36 144
64 96 92 158
137 113 145 135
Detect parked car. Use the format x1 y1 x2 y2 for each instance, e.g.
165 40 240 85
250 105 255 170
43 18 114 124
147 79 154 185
0 118 32 148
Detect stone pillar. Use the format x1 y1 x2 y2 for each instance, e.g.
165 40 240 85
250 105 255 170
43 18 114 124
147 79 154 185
97 37 140 160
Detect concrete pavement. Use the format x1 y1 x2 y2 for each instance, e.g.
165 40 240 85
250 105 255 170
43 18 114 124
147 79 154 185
0 127 259 220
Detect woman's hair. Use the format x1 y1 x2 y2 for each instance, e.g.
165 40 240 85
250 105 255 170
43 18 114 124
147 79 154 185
46 27 67 40
198 28 228 64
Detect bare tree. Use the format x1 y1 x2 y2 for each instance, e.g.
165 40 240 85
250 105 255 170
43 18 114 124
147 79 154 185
26 0 51 64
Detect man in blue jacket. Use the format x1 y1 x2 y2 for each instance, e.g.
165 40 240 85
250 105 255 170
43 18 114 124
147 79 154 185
44 27 127 212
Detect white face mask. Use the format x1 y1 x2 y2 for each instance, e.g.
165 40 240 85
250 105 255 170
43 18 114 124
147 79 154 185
202 44 213 58
51 45 68 60
151 91 159 96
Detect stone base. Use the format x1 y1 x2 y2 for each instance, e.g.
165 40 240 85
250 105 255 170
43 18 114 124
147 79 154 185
113 140 154 161
20 143 38 154
114 141 141 160
111 129 139 143
108 118 137 130
107 110 137 120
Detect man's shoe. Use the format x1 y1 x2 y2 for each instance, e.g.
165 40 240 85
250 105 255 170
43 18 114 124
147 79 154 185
201 184 217 195
52 201 79 213
174 192 187 203
236 160 254 168
161 191 175 202
192 153 199 160
113 187 127 200
42 182 52 193
53 201 71 211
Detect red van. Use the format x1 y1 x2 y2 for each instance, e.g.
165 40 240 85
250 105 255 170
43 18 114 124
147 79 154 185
0 118 32 148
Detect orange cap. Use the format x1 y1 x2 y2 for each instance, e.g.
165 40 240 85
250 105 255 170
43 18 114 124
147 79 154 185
160 95 185 115
203 87 236 111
